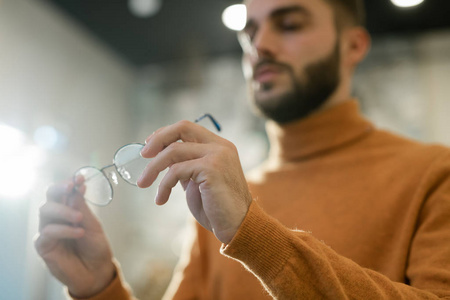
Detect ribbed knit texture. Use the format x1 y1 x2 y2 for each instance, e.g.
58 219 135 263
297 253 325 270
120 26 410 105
220 201 296 282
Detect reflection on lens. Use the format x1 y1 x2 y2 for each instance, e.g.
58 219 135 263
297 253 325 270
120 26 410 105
74 167 113 206
114 143 149 185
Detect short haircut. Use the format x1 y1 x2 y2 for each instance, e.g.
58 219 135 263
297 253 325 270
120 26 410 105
324 0 366 29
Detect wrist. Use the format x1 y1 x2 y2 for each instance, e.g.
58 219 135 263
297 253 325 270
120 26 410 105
69 262 116 299
219 199 252 244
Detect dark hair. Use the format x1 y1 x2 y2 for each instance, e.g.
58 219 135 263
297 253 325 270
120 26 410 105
325 0 366 29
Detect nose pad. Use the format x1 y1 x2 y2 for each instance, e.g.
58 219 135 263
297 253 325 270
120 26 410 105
117 167 132 181
101 164 119 186
108 171 119 185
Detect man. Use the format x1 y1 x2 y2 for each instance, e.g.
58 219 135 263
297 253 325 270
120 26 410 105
35 0 450 299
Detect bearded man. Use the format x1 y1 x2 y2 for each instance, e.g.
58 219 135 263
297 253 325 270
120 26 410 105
35 0 450 299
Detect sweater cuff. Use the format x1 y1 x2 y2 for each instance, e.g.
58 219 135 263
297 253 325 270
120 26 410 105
220 201 296 282
67 259 132 300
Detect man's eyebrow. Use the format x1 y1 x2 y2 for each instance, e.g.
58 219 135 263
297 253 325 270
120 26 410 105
244 5 311 32
270 5 311 19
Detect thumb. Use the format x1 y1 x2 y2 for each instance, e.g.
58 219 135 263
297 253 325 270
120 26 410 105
67 188 102 230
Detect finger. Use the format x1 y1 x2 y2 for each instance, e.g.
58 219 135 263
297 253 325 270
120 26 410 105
74 174 85 186
73 174 87 196
46 182 75 204
144 125 167 144
155 159 203 206
137 142 207 188
180 179 190 191
73 182 87 196
141 120 218 158
65 189 103 231
39 201 83 231
35 225 85 255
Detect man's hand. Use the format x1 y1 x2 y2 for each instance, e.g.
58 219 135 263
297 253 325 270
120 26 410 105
138 120 253 244
34 179 115 298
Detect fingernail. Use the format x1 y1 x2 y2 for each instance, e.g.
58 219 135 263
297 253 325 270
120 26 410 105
140 143 150 157
137 175 144 188
145 132 155 144
154 189 159 205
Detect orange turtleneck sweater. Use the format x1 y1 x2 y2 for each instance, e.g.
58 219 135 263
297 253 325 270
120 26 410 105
71 100 450 300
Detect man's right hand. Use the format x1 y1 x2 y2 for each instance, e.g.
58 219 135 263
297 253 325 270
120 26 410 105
34 179 115 298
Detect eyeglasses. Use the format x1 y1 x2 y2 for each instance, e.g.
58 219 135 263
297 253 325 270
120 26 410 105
73 114 221 206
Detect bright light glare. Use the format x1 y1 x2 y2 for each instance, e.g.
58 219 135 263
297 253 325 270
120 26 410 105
34 125 59 149
222 4 247 31
0 124 25 155
391 0 424 8
128 0 162 18
0 156 37 198
0 124 44 198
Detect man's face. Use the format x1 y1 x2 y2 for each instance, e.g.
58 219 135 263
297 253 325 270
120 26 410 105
240 0 342 124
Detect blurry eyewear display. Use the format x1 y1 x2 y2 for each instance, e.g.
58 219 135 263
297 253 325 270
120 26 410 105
74 114 221 206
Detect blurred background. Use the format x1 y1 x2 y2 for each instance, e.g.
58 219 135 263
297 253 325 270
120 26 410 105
0 0 449 299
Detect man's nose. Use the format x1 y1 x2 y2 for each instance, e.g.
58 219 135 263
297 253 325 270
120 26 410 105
251 25 279 60
240 25 279 62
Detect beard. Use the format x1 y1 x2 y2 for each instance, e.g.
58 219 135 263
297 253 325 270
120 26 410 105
249 41 341 124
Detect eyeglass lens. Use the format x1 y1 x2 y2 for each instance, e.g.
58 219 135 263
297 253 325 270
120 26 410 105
114 143 148 185
74 166 114 206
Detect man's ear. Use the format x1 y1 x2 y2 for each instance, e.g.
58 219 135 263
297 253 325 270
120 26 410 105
341 27 371 69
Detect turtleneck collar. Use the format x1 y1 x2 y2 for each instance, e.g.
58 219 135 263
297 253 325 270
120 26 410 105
266 100 374 165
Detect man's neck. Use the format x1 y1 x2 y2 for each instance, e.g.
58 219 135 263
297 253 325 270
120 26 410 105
315 76 353 115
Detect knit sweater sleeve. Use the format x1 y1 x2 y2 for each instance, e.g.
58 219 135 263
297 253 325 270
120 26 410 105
221 193 450 299
67 259 136 300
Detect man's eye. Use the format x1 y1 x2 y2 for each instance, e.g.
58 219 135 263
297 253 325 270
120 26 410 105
280 23 303 31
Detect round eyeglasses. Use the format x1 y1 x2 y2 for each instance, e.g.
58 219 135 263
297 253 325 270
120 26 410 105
73 114 221 206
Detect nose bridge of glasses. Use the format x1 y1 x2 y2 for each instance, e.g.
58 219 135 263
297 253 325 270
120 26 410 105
100 164 119 186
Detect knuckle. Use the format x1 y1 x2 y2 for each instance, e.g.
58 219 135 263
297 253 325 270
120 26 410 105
46 182 70 201
33 235 47 256
39 202 60 218
222 139 238 152
175 120 190 132
177 119 192 128
33 234 41 248
45 185 56 199
40 225 53 236
168 163 181 176
38 203 52 218
164 143 182 165
204 156 220 171
216 144 233 159
150 127 166 141
166 141 181 154
159 180 170 190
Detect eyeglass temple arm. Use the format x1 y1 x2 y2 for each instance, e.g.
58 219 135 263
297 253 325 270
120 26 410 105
195 113 222 132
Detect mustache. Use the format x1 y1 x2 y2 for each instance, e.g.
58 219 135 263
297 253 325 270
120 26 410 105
253 59 293 79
